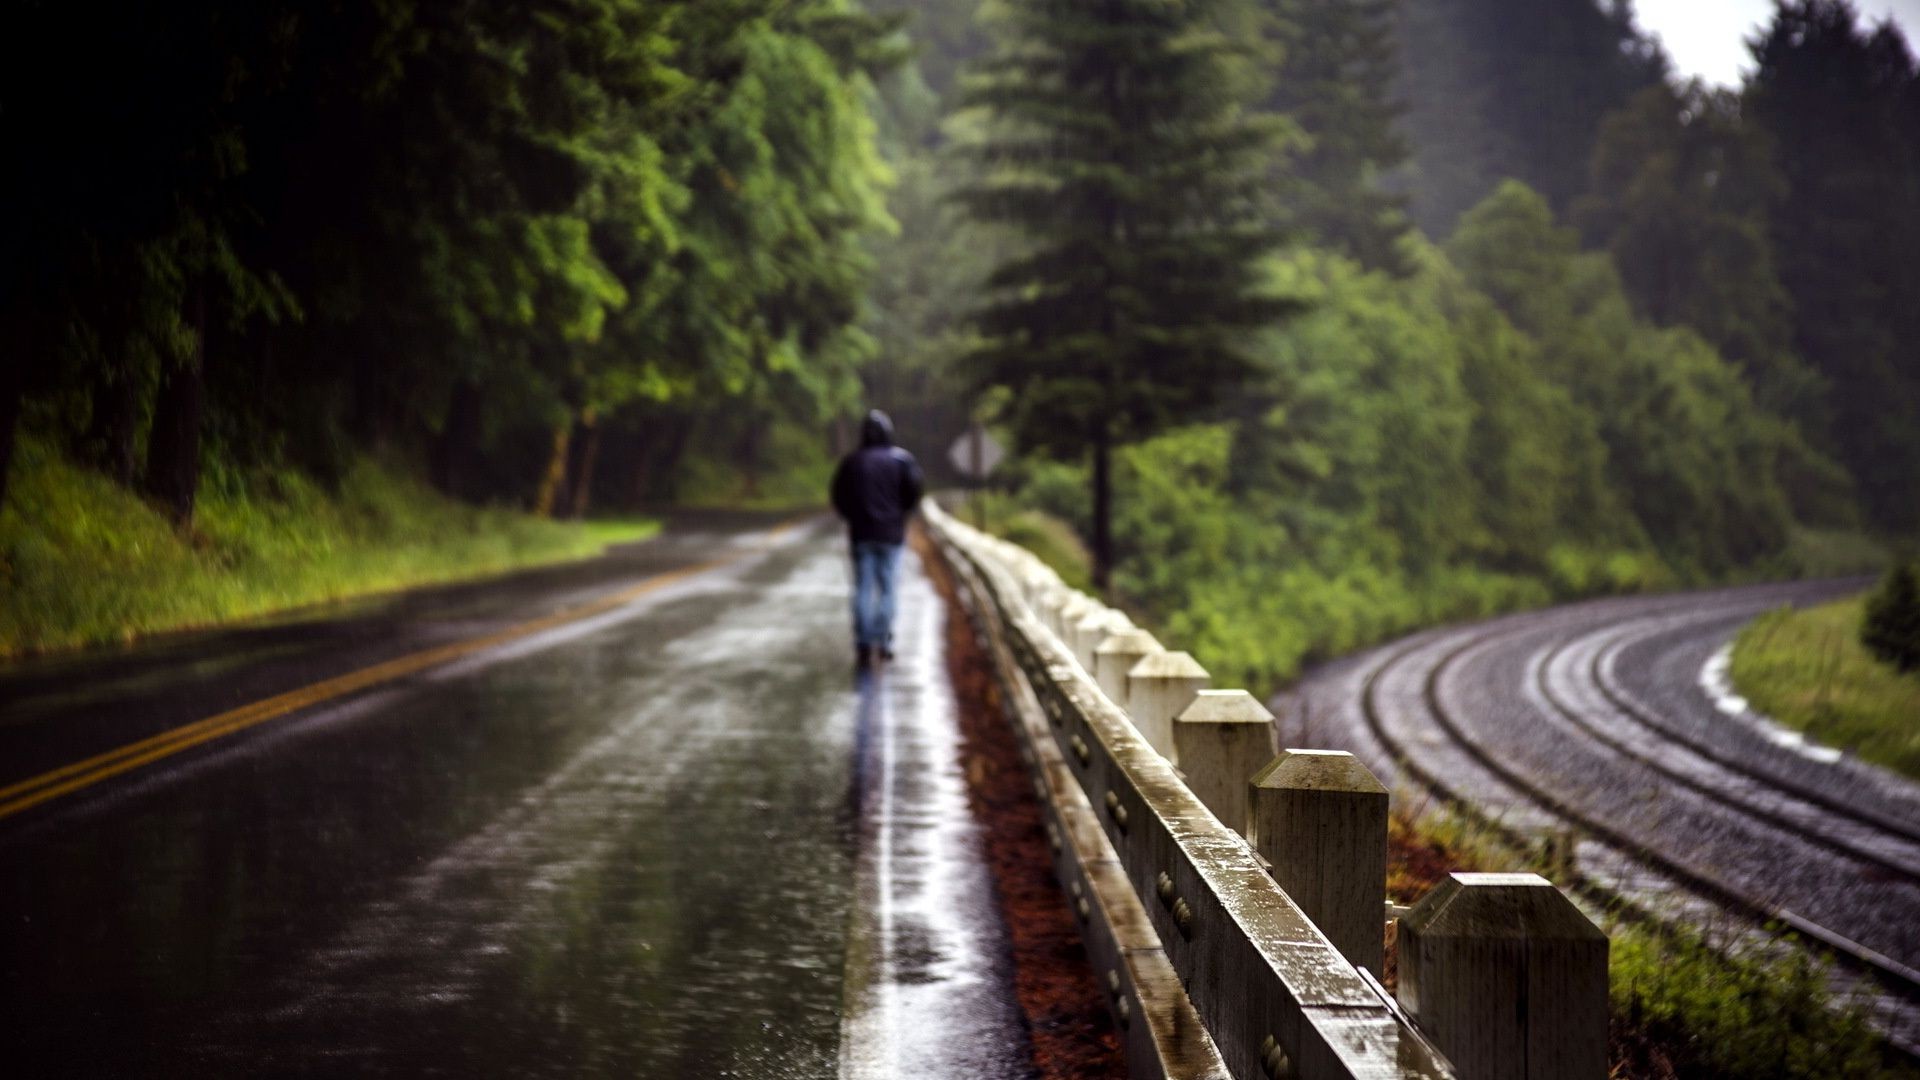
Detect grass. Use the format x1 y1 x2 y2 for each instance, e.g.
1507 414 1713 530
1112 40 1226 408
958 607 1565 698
0 435 657 657
1730 597 1920 780
1384 803 1910 1079
1782 525 1891 579
580 515 665 548
961 491 1095 592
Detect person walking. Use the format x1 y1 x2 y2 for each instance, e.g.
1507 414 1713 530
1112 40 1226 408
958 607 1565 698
830 409 925 669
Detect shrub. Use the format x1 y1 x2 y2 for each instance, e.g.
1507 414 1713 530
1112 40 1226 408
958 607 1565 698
1862 562 1920 673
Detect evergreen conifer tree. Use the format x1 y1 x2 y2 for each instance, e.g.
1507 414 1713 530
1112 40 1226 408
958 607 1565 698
955 0 1291 589
1392 0 1666 233
1863 562 1920 673
1258 0 1412 271
1748 0 1920 531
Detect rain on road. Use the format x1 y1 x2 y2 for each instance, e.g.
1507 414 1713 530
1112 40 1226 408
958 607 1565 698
0 515 1033 1078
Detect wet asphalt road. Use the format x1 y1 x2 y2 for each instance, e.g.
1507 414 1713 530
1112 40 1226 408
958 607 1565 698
1280 577 1920 1049
0 514 1031 1077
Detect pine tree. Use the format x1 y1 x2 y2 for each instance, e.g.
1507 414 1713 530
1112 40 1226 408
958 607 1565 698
955 0 1291 590
1863 562 1920 673
1748 0 1920 532
1578 82 1818 420
1392 0 1666 233
1257 0 1412 272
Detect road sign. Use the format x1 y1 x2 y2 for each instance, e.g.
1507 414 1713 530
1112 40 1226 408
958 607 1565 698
948 424 1005 480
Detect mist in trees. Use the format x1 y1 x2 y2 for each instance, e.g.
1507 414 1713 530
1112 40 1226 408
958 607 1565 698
7 0 1917 659
909 0 1913 680
1748 0 1920 531
1392 0 1667 233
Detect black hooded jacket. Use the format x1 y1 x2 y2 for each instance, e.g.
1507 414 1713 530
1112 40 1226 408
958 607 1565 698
831 411 924 544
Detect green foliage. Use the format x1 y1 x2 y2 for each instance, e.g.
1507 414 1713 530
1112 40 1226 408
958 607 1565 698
1448 182 1810 577
864 0 991 108
1733 597 1920 780
1609 921 1899 1079
0 436 652 656
1749 1 1920 532
1393 807 1905 1078
1392 0 1667 233
1577 82 1818 421
986 185 1864 690
1387 0 1918 539
1782 527 1892 580
669 416 842 510
1863 563 1920 673
955 0 1287 460
2 0 898 523
970 493 1094 592
954 0 1292 583
1251 0 1412 271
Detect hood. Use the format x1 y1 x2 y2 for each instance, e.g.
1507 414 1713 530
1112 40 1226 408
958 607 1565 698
860 409 895 447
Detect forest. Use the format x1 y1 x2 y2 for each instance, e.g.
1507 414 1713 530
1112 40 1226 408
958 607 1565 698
3 0 900 527
4 0 1918 676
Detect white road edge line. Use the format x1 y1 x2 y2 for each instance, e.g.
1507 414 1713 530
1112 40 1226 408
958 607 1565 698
1698 642 1845 764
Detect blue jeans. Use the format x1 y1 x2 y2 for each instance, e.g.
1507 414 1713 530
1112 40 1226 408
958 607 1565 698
850 541 904 649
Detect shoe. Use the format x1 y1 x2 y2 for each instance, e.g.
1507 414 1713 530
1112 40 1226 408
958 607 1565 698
879 646 896 662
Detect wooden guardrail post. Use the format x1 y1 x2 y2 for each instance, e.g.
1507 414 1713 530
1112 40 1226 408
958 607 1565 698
1124 651 1210 761
1022 569 1055 611
1073 607 1131 670
1094 629 1162 705
925 502 1460 1079
1396 873 1609 1080
1247 749 1388 977
1054 593 1091 639
1171 690 1273 835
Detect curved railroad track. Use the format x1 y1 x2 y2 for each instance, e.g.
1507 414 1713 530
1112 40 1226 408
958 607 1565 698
1281 578 1920 1055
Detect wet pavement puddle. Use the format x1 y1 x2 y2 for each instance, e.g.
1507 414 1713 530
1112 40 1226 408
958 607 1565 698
0 526 1031 1077
837 554 1034 1080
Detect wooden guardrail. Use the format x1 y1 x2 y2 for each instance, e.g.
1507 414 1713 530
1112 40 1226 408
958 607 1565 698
924 502 1608 1080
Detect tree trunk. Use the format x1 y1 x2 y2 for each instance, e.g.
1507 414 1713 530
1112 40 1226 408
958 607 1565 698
0 365 21 510
84 374 141 484
654 411 698 503
144 361 205 528
143 288 206 528
532 419 571 517
738 414 763 500
1091 435 1113 595
621 417 655 508
432 379 482 499
562 407 600 520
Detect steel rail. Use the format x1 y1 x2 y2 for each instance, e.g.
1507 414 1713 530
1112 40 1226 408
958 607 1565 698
1352 616 1920 1049
1526 624 1920 884
1583 614 1920 845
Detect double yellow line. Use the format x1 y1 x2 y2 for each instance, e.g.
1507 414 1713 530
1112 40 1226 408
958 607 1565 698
0 519 809 823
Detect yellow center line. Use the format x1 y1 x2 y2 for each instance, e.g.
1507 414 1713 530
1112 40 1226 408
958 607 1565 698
0 517 813 823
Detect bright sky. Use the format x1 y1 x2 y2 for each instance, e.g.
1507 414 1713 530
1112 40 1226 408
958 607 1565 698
1633 0 1920 86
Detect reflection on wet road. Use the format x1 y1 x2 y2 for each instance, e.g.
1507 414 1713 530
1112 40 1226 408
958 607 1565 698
0 518 1029 1077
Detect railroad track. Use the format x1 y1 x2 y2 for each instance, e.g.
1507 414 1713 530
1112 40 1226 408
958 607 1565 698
1316 581 1920 1055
